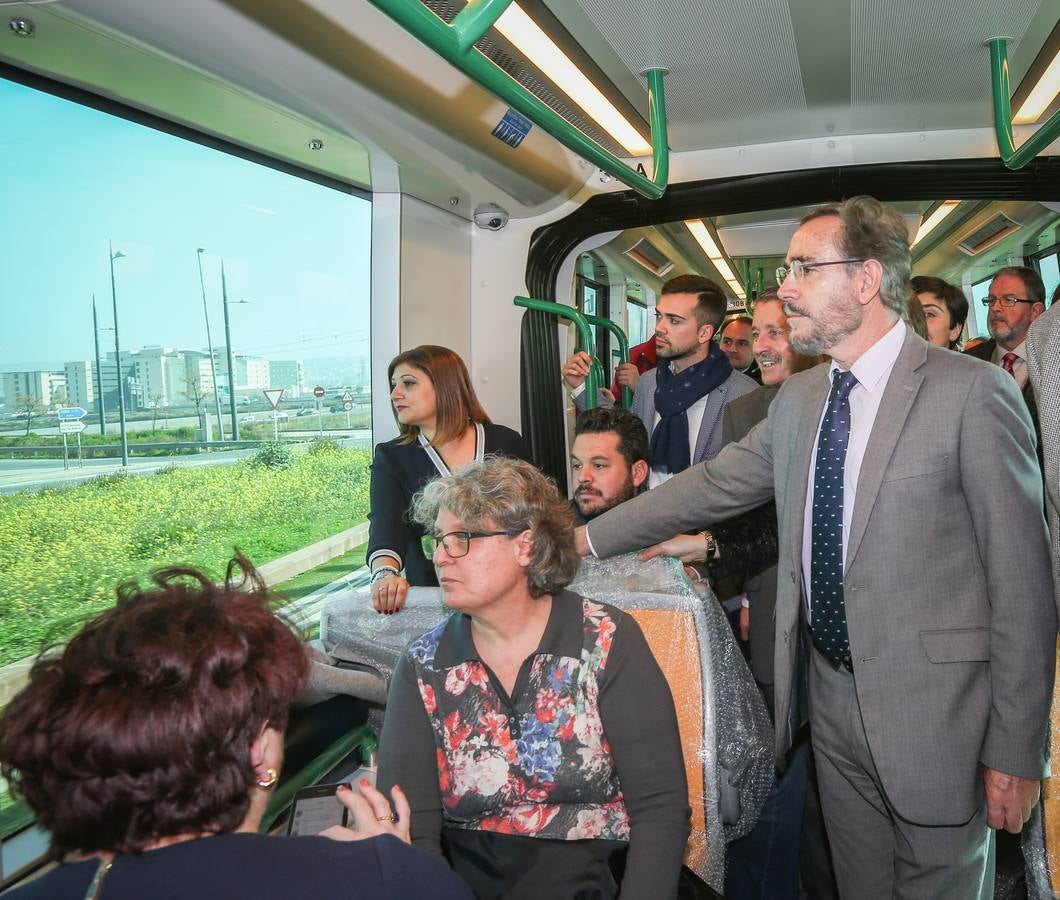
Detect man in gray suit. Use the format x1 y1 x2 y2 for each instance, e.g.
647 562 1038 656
563 274 756 480
1027 299 1060 607
577 196 1055 897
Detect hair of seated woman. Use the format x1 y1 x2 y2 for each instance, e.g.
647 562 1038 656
0 554 309 857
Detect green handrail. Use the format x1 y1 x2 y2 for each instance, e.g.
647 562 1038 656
451 0 513 52
515 296 604 409
989 37 1060 170
366 0 670 199
583 313 632 409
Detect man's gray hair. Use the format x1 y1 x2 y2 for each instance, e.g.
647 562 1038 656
802 195 912 318
411 457 579 598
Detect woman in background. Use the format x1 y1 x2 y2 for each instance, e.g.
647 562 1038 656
369 345 531 614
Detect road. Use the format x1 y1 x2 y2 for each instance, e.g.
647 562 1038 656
0 432 372 494
0 448 256 494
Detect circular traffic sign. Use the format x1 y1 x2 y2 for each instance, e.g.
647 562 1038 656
342 401 353 411
313 385 326 398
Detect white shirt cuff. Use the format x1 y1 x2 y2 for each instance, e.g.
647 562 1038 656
368 549 403 570
584 529 600 559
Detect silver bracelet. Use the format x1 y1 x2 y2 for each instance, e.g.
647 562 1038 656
371 565 400 584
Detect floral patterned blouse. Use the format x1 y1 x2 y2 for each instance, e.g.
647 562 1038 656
378 590 690 900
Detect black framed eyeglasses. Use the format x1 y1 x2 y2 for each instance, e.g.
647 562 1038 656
981 294 1036 308
775 258 867 284
423 529 525 559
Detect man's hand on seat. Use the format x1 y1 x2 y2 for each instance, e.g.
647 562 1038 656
638 533 707 564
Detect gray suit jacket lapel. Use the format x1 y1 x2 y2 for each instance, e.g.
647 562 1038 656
693 379 728 463
845 332 926 570
788 366 831 587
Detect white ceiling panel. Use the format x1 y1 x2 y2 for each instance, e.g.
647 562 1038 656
575 0 806 140
852 0 1041 108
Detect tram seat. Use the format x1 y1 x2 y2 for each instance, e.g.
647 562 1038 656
569 556 775 895
623 605 710 883
282 694 369 780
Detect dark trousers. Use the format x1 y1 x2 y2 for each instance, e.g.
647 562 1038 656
725 740 811 900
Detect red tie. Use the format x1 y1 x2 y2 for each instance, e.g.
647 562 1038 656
1001 352 1018 378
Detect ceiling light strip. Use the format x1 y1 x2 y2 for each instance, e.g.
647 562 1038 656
686 220 746 298
911 200 961 247
368 0 668 198
1014 49 1060 125
492 4 651 156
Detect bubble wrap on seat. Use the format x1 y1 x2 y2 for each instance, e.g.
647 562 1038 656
570 553 775 891
1023 641 1060 899
320 557 774 893
321 586 451 683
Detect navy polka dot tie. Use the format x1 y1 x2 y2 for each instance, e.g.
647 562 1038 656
810 369 858 669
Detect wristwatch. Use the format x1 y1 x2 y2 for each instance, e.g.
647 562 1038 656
702 531 718 560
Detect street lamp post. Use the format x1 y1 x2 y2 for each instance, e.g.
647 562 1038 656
219 261 249 441
91 294 106 436
196 249 226 441
109 242 129 466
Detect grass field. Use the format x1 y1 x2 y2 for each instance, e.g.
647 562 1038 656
0 441 371 666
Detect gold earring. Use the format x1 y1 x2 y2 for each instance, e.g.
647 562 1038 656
257 767 278 789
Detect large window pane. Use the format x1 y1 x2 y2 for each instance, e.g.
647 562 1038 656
970 277 991 338
1038 252 1059 304
0 76 372 669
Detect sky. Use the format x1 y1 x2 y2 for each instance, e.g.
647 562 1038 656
0 77 372 371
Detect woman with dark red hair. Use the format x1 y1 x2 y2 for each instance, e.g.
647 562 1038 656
0 557 472 900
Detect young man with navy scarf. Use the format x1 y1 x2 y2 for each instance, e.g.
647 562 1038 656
564 274 757 481
635 274 758 484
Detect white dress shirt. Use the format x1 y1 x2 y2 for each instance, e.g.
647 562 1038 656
991 339 1029 390
801 320 907 620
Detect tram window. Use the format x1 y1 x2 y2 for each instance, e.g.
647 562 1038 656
970 277 992 338
1034 249 1060 303
575 275 612 381
627 298 648 346
0 75 372 678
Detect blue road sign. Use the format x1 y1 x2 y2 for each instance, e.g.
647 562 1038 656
57 407 87 421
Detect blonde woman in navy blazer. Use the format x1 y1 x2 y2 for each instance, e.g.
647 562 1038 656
369 345 531 614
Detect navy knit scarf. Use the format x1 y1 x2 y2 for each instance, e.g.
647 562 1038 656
650 343 732 474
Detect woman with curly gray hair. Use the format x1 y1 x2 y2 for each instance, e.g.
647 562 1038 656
377 457 690 899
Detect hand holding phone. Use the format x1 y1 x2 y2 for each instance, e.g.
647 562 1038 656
287 782 350 836
321 780 411 844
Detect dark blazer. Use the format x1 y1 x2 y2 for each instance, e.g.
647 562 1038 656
588 330 1055 826
964 338 1042 464
716 385 779 690
367 423 530 586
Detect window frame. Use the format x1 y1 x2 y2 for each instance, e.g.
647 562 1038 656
0 62 370 201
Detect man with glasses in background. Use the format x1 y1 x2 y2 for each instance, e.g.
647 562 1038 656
575 196 1055 898
965 266 1045 462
